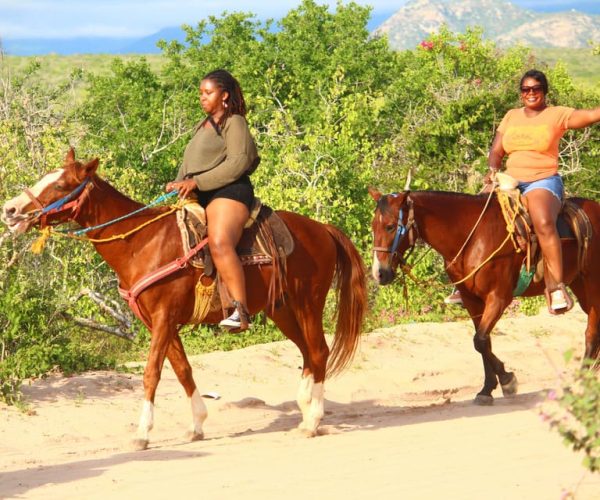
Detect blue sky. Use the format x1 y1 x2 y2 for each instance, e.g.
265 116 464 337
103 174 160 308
0 0 598 39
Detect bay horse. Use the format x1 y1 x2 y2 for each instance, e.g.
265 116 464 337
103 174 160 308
369 188 600 405
1 148 367 450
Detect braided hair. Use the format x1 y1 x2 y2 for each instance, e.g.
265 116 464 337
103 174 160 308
202 69 246 128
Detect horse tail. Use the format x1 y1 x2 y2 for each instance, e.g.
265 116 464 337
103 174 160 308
324 224 368 377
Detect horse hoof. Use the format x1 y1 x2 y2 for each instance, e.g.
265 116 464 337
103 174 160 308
501 373 518 397
186 431 204 442
294 426 317 438
473 394 494 406
131 438 149 451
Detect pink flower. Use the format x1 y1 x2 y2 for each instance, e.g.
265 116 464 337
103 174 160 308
419 40 434 50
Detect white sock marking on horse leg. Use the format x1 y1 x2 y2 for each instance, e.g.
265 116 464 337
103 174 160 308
136 400 154 442
304 382 325 435
190 388 207 436
296 374 314 427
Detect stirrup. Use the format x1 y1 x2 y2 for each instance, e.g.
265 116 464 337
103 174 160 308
219 300 251 332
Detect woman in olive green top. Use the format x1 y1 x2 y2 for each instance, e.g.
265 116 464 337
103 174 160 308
166 69 259 332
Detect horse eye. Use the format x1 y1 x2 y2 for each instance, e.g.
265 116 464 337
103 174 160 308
55 183 69 192
385 224 396 233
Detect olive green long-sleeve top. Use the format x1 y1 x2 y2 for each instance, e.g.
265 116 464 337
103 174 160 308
176 114 259 191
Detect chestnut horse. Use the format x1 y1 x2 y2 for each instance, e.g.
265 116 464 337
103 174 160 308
1 149 367 449
369 188 600 405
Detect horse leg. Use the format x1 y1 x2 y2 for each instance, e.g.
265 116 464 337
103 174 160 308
461 291 516 405
166 334 207 442
569 279 600 361
295 302 329 437
268 303 326 437
267 305 312 427
132 316 174 451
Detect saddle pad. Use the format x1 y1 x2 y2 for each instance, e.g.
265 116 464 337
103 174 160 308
176 201 294 269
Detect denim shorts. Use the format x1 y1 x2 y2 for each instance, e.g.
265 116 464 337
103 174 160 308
518 174 564 203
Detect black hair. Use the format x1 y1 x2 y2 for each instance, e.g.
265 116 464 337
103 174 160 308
201 69 246 126
520 69 549 94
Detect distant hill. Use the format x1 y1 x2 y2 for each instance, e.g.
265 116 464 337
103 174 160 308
0 10 395 56
373 0 600 50
0 27 189 56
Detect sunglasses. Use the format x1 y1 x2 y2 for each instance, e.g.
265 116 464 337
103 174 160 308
520 85 544 94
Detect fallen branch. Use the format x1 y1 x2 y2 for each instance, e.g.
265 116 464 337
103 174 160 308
61 312 136 341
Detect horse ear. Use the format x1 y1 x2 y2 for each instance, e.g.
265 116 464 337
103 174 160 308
368 187 382 202
65 147 76 163
80 158 99 179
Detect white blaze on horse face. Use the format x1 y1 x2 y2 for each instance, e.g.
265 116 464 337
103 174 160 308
1 169 65 232
372 249 383 283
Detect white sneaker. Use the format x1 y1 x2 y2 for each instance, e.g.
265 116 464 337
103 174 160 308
550 289 568 310
219 310 252 329
219 310 241 328
444 290 463 305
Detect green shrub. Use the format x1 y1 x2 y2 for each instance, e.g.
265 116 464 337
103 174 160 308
538 354 600 473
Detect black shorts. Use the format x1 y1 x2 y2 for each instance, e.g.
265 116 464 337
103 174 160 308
196 174 254 211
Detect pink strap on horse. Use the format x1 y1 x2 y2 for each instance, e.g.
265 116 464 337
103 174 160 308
119 237 209 328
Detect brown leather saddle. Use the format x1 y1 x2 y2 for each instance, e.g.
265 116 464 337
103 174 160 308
176 199 294 275
497 190 593 280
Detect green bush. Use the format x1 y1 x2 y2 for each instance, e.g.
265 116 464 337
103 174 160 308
539 354 600 473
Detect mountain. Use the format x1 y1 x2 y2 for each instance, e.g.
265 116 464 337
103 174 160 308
373 0 600 50
2 37 138 56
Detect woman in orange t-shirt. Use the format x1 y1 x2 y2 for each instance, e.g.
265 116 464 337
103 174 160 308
488 69 600 313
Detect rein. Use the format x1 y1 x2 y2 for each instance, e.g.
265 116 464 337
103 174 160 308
444 188 495 271
30 187 181 253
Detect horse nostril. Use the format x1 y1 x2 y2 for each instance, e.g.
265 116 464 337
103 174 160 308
5 206 16 217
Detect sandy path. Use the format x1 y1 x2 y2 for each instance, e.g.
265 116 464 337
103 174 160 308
1 307 598 499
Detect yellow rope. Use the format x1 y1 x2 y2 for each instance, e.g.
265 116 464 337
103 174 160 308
450 190 521 286
445 188 495 270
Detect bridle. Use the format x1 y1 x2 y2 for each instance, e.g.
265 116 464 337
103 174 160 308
23 177 92 229
373 193 418 266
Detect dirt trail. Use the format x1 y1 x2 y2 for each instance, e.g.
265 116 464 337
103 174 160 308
1 308 598 499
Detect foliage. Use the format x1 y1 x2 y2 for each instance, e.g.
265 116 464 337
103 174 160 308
538 355 600 473
0 58 138 403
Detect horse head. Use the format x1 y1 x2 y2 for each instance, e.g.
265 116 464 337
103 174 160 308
1 148 98 234
368 187 416 285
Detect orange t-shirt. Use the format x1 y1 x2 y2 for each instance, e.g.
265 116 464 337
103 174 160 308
498 106 574 182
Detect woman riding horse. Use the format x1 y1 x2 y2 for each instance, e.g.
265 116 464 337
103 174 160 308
447 69 600 311
166 69 259 332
